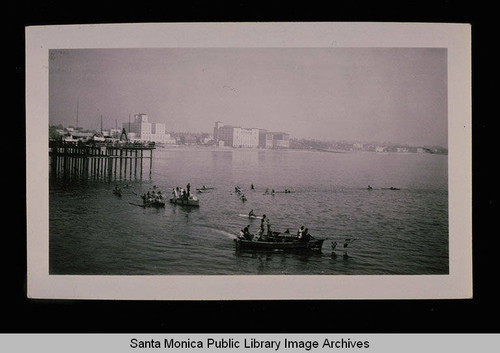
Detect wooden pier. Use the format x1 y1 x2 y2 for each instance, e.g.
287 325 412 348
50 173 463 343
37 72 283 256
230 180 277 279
49 141 155 181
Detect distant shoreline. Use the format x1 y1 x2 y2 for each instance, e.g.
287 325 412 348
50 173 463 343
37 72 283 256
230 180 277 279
156 144 447 155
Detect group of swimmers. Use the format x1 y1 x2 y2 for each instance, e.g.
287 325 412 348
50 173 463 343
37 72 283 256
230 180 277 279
264 188 274 195
367 185 400 190
113 183 134 194
264 188 292 195
234 186 247 202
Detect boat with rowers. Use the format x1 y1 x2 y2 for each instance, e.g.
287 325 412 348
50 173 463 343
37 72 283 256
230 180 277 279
238 213 263 220
196 185 215 193
234 231 325 251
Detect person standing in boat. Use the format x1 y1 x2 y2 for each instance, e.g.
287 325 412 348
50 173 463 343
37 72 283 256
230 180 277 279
186 183 191 196
259 214 267 237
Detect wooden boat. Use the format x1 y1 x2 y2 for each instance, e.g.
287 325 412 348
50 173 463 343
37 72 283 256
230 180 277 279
196 186 214 191
147 200 165 207
234 232 324 251
170 197 199 206
129 200 165 208
170 188 200 207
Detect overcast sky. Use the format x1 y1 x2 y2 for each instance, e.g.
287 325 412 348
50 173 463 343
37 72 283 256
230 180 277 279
49 47 447 147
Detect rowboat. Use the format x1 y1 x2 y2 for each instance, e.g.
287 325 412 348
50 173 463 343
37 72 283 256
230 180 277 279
238 214 263 220
129 200 165 208
234 232 324 251
148 200 165 207
196 186 214 193
196 186 214 191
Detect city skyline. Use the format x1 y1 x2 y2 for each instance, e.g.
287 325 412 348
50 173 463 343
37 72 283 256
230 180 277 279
49 47 447 147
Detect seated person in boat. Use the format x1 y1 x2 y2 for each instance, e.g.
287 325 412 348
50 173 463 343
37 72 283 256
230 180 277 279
297 226 305 239
300 228 311 242
249 209 256 217
241 225 253 241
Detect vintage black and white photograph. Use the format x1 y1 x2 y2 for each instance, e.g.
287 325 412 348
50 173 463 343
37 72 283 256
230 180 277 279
26 23 471 299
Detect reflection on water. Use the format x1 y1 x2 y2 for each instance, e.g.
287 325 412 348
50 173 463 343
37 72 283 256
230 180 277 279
50 148 448 275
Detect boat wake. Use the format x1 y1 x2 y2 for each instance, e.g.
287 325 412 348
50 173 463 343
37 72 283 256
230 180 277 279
213 229 238 240
192 224 237 239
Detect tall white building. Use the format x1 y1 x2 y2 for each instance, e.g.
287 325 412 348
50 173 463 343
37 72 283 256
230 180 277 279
214 121 289 148
213 121 259 147
123 113 175 143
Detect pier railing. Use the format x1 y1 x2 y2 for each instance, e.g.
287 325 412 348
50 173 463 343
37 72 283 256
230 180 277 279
49 140 155 181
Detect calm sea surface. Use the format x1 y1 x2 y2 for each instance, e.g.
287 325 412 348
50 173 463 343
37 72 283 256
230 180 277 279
49 147 448 275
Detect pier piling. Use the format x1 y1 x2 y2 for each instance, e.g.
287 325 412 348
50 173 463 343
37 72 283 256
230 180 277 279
49 141 155 182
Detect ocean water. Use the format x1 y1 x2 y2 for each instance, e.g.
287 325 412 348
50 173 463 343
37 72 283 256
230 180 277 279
49 147 448 275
